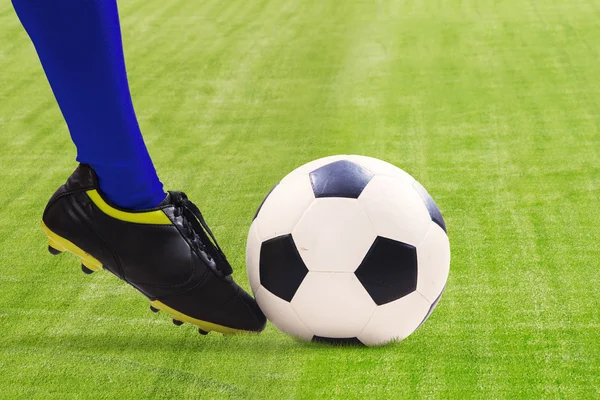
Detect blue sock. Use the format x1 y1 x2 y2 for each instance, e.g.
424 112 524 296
12 0 166 210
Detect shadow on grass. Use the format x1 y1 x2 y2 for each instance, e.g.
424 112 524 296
4 326 398 355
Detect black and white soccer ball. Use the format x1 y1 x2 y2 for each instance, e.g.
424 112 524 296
246 155 450 346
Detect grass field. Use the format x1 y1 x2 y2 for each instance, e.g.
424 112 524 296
1 0 600 398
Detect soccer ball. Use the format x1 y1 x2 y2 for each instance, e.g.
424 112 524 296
246 155 450 346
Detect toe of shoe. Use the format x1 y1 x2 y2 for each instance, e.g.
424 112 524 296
225 284 267 333
157 274 266 333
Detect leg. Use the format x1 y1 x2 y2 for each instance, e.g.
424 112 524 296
13 0 266 334
12 0 164 209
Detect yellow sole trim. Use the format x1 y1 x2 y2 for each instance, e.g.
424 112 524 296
42 221 103 271
42 221 249 335
86 190 171 225
150 300 249 335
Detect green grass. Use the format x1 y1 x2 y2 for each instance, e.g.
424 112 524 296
1 0 599 398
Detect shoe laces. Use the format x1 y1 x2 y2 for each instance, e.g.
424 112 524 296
170 191 233 276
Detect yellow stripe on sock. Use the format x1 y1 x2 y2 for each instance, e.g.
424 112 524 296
86 190 171 225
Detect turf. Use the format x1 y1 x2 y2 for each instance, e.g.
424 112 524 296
1 0 599 398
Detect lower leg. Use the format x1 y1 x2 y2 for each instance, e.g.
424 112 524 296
12 0 165 209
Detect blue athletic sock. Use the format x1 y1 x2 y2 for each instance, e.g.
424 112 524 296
12 0 166 210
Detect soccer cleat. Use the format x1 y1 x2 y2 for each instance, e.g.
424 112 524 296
42 164 266 335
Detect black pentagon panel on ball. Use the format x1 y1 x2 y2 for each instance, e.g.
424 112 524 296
312 336 364 346
355 236 418 305
260 234 308 302
413 181 446 233
253 183 279 221
309 160 374 199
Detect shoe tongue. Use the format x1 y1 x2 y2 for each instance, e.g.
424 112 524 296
157 192 172 207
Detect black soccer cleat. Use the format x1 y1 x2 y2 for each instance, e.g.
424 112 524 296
41 164 266 335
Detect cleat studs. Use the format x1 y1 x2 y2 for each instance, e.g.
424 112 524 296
81 264 95 275
48 246 62 255
150 306 159 313
172 319 183 326
198 329 209 335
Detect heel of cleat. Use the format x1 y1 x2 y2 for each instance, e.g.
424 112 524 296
42 221 103 273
